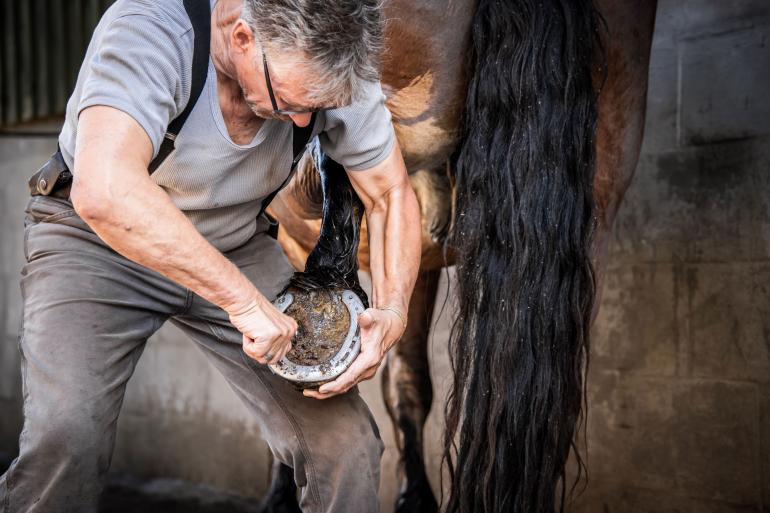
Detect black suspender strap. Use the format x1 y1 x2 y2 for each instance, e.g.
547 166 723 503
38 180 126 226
148 0 211 174
258 112 318 219
291 114 317 165
145 0 316 219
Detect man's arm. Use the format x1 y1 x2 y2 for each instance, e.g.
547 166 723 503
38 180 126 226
71 105 297 364
303 139 421 399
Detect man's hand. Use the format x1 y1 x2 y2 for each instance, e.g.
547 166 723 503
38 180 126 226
228 298 298 365
303 307 406 399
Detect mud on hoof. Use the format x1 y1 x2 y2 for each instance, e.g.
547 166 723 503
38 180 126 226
268 287 366 389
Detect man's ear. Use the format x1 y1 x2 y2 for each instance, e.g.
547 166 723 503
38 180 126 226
231 19 255 54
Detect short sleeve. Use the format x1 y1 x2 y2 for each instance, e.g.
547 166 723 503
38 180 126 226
318 80 396 171
78 13 190 157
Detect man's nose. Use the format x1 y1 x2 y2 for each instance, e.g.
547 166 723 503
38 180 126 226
289 112 313 127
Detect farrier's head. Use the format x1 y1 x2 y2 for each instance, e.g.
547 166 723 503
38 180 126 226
229 0 384 126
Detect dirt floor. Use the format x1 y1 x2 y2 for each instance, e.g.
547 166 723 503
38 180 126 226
100 476 263 513
1 455 263 513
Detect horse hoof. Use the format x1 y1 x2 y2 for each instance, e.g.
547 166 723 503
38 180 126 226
259 500 302 513
394 482 439 513
269 288 365 389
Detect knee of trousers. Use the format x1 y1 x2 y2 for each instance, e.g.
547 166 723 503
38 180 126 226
272 394 385 490
19 405 115 477
4 413 110 513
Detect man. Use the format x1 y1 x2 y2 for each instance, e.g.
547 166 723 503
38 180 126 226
0 0 421 511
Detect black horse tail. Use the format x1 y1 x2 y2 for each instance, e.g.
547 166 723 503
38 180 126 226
286 141 369 307
444 1 604 512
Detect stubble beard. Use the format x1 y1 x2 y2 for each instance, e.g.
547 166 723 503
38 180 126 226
240 85 292 123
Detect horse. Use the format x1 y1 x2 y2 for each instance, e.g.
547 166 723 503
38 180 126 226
262 0 659 511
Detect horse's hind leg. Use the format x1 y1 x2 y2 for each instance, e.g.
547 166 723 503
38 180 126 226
259 459 301 513
382 268 441 513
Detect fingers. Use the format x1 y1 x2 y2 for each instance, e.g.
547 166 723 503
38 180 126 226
304 368 387 397
358 310 376 329
241 335 269 364
243 335 293 365
304 345 381 399
303 365 378 400
302 308 386 399
241 324 294 364
303 388 336 400
271 341 292 365
237 303 298 365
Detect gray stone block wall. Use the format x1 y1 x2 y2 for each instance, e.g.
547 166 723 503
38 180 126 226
568 1 770 511
1 1 768 511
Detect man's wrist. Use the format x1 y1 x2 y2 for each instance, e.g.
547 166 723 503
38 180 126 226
221 275 267 316
375 304 407 329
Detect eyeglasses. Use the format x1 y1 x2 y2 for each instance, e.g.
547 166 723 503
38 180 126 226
261 50 321 116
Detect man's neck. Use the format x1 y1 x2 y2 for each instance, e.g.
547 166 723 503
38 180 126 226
210 0 241 80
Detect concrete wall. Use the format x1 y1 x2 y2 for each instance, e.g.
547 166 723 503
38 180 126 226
569 0 770 511
1 0 769 511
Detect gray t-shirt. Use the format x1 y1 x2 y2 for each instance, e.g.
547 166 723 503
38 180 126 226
59 0 396 252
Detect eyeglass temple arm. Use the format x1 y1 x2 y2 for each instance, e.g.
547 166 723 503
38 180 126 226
262 52 280 113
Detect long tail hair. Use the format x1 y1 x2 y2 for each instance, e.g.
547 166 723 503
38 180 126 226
286 142 369 307
443 1 604 512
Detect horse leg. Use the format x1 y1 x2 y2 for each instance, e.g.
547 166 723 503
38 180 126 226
590 0 658 320
260 266 440 513
382 268 441 513
258 459 301 513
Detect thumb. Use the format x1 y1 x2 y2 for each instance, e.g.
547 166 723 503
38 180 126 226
358 310 376 329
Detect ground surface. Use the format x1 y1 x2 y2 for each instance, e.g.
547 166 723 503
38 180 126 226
1 454 261 513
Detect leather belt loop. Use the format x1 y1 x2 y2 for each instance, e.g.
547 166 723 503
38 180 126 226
28 150 72 198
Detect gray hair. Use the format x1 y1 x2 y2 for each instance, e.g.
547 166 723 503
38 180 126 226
241 0 384 106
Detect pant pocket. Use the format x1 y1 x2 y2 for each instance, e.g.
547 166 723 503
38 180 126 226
23 196 99 265
24 196 76 225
